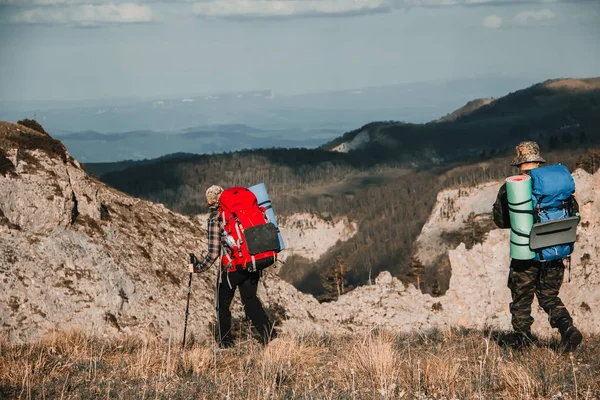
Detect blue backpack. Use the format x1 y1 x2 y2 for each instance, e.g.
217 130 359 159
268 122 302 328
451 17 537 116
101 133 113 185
530 164 576 261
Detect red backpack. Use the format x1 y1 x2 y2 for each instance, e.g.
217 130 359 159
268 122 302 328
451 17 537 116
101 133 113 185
219 187 280 272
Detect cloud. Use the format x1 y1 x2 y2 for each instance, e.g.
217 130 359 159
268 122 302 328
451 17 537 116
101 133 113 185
394 0 592 7
0 0 591 6
514 9 556 24
0 0 586 24
482 14 502 28
188 0 558 20
187 0 593 19
400 0 458 5
0 0 108 5
191 0 390 19
11 3 153 26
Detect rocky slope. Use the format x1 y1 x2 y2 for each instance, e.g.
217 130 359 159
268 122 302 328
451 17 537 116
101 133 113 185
0 122 322 343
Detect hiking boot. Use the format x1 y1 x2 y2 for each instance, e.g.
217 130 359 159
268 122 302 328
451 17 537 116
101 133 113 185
561 326 583 352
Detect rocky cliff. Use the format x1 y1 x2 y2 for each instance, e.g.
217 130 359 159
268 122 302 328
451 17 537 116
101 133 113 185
0 121 324 343
311 168 600 336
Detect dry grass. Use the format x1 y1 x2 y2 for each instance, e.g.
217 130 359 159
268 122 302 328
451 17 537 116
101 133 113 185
1 328 599 399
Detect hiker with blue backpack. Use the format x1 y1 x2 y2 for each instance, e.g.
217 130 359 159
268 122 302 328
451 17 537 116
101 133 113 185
187 185 280 348
492 141 582 351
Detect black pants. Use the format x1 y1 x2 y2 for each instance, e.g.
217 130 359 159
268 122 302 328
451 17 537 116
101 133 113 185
217 269 274 345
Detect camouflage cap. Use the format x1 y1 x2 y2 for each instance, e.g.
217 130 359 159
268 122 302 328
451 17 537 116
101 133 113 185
510 141 546 166
205 185 224 209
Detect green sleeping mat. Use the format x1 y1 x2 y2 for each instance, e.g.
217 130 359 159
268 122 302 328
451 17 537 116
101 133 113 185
506 175 535 260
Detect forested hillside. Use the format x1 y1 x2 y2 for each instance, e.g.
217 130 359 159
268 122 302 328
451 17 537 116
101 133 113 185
321 78 600 163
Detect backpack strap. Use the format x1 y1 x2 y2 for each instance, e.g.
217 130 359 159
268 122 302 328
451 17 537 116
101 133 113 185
509 198 533 207
258 200 272 211
507 197 534 215
508 196 535 246
261 207 271 223
234 219 244 258
510 227 531 248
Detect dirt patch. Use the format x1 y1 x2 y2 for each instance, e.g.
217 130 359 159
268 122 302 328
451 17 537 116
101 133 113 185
8 296 20 312
0 149 16 176
17 119 48 135
26 235 41 245
155 269 181 286
104 312 121 331
137 245 151 260
0 208 21 231
64 266 94 280
100 203 111 221
0 122 68 165
71 192 79 224
75 215 103 236
265 302 288 327
17 131 68 164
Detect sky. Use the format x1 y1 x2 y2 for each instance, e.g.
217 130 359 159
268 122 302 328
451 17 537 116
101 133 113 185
0 0 599 102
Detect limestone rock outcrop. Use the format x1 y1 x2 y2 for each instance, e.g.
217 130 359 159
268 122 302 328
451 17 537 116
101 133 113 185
312 168 600 336
0 122 316 343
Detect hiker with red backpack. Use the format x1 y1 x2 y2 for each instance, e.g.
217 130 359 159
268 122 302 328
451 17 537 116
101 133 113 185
492 141 582 351
189 185 279 348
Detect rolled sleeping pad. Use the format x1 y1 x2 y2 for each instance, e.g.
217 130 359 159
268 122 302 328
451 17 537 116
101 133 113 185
248 182 285 251
506 175 535 260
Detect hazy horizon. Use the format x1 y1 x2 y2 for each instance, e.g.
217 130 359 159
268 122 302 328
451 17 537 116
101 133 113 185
1 0 599 103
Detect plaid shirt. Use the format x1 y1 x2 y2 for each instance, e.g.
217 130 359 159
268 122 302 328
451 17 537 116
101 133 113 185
194 210 223 273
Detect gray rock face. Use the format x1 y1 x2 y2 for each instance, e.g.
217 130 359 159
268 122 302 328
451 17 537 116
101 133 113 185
0 122 312 343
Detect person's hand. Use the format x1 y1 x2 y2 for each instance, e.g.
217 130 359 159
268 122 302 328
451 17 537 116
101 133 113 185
188 263 195 273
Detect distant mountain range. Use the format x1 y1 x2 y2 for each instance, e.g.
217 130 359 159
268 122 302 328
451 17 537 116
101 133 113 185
53 124 337 163
1 76 536 132
0 76 540 162
82 77 600 176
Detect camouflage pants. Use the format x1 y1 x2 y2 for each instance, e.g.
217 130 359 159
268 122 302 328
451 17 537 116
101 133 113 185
507 259 572 334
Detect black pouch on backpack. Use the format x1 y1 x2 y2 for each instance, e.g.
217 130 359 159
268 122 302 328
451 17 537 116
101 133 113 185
244 223 280 255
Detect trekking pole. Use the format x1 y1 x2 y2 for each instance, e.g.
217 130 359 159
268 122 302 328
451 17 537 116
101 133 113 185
182 253 197 350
